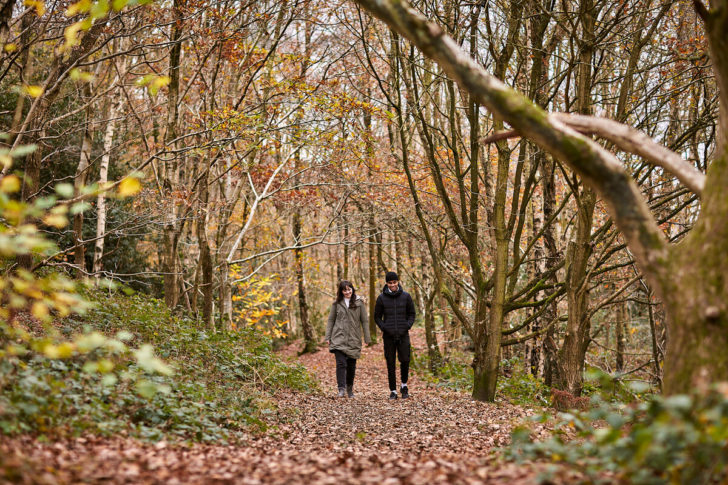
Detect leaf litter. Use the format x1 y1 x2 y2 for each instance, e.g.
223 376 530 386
1 330 577 484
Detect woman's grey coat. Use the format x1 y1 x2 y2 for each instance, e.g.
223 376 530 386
325 297 372 359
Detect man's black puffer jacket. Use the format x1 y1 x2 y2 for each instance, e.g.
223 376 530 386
374 284 416 337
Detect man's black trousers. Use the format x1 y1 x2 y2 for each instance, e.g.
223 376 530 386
333 350 356 389
382 332 410 391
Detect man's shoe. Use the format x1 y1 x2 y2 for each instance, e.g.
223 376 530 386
389 390 398 400
338 387 346 398
346 385 354 398
401 385 409 399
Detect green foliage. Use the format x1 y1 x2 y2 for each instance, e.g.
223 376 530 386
413 351 549 406
0 164 183 440
0 151 314 443
84 291 315 395
0 291 317 443
497 357 550 407
411 348 473 392
507 380 728 484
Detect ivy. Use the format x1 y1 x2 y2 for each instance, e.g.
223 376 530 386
507 377 728 484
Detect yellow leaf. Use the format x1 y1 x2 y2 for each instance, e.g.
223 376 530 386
0 175 21 193
118 177 141 197
43 213 68 228
66 0 91 16
97 359 114 373
70 68 95 83
43 344 61 358
62 22 83 50
4 43 17 53
149 76 170 95
24 0 45 16
22 85 44 98
112 0 129 11
56 342 75 358
31 301 50 321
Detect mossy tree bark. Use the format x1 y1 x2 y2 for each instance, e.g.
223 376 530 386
555 0 597 397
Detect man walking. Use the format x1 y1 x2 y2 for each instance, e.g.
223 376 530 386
374 271 416 399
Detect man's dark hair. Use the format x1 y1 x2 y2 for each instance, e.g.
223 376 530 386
385 271 399 282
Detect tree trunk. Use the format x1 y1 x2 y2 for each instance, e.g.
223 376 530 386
421 256 442 373
92 97 121 278
8 13 33 147
219 260 233 330
196 169 214 330
73 88 93 277
616 298 626 373
368 217 378 344
645 286 663 390
554 0 597 395
295 209 316 354
472 301 500 401
556 189 595 395
162 0 184 308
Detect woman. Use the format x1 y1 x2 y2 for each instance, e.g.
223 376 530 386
325 280 372 398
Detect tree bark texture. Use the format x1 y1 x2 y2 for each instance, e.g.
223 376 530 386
162 0 185 308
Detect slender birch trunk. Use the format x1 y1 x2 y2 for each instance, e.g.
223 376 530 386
92 96 122 278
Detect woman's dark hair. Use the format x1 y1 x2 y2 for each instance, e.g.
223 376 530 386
336 280 357 308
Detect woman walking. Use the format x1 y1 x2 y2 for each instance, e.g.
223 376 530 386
325 280 372 398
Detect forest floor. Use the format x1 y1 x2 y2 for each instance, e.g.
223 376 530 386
2 331 576 484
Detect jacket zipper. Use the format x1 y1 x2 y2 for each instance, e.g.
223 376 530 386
394 291 398 335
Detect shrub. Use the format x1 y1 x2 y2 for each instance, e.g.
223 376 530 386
411 348 473 392
497 357 551 407
507 382 728 484
1 291 317 442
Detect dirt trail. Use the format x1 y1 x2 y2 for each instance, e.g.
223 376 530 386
2 332 559 484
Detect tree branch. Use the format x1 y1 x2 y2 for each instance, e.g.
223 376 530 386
553 113 706 196
351 0 671 294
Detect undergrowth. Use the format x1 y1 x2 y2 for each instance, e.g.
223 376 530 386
412 349 549 407
508 373 728 484
0 290 316 443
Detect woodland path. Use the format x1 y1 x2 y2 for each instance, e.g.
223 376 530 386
2 331 565 484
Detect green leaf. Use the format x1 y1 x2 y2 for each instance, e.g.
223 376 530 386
34 196 58 210
70 201 92 215
89 0 109 19
55 183 75 198
134 345 173 376
76 331 107 352
627 381 651 394
135 379 158 398
111 0 128 10
9 144 38 158
116 331 133 341
663 395 693 413
101 374 118 386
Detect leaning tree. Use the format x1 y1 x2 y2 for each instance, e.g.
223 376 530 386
352 0 728 399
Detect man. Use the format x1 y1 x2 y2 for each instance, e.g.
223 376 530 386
374 271 416 399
